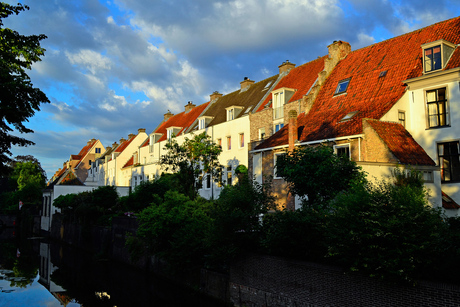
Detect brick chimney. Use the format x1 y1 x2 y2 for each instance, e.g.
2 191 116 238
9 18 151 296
240 77 255 90
138 128 146 134
324 40 351 78
288 110 298 152
164 110 174 121
184 101 196 113
279 60 296 75
128 133 135 139
87 140 92 146
119 137 126 144
210 91 222 101
112 142 118 149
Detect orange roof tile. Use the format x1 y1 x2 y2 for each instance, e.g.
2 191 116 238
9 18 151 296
256 56 326 112
366 119 435 166
154 102 210 142
257 16 460 150
442 191 460 209
122 156 134 169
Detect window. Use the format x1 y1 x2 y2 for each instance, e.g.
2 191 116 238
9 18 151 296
274 152 286 178
339 111 358 122
273 92 284 119
275 123 284 132
334 78 350 95
422 171 433 183
398 110 406 127
422 40 455 73
334 144 350 159
227 109 234 121
427 88 449 128
258 128 266 140
167 129 173 140
217 167 223 187
95 148 101 154
438 141 460 182
227 165 232 186
199 118 205 130
239 133 244 148
217 138 222 148
205 173 211 189
227 136 231 150
424 45 441 73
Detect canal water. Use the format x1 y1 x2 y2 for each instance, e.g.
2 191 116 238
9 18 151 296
0 232 228 307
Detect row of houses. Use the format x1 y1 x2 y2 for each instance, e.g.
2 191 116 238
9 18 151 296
42 16 460 233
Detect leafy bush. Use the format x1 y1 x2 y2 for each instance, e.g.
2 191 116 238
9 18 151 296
326 178 446 283
134 190 214 271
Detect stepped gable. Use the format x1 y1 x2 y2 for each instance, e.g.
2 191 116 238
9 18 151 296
257 16 460 150
256 56 326 112
155 102 210 142
199 75 280 128
366 119 435 166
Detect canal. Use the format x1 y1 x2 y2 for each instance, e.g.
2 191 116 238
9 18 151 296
0 231 229 307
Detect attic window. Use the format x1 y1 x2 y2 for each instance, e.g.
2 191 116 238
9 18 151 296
422 39 455 73
340 111 358 122
334 78 350 95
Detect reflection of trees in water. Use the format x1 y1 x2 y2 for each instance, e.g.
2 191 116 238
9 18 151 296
0 241 39 288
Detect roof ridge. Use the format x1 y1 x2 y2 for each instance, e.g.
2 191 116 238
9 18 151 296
347 16 460 55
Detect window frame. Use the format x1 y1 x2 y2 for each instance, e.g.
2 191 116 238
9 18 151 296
334 143 351 160
227 136 231 150
274 152 286 179
398 110 406 128
334 78 351 96
426 87 449 129
422 39 456 74
438 141 460 182
239 133 245 148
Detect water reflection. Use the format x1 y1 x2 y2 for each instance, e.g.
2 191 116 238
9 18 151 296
0 238 227 307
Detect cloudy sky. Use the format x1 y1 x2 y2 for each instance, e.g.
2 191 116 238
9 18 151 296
5 0 460 179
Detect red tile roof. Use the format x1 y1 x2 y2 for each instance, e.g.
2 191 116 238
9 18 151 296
154 102 210 142
256 56 326 112
257 16 460 150
115 136 136 153
442 191 460 209
366 119 435 166
122 156 134 169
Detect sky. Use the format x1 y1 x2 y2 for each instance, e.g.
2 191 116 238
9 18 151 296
4 0 460 179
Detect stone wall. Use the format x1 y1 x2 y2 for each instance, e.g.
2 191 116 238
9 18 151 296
230 253 460 307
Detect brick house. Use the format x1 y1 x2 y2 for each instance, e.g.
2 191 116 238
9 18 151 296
251 17 460 213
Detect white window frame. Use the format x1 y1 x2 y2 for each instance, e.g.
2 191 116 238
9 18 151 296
422 39 455 74
334 143 351 160
258 128 266 140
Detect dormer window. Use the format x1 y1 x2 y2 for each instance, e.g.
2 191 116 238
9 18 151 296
166 127 182 140
226 106 243 121
198 116 213 130
334 78 350 95
272 88 295 120
422 39 455 73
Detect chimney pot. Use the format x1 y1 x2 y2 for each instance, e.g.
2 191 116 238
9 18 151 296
184 101 196 113
240 77 255 90
279 60 296 74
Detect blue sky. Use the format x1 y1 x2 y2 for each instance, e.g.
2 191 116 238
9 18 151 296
4 0 460 179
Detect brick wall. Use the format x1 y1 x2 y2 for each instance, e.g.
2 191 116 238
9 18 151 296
362 120 398 163
230 253 460 307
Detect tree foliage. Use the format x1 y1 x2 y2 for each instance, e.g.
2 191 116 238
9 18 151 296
276 145 365 207
0 3 49 175
135 190 214 271
159 132 222 199
327 173 446 283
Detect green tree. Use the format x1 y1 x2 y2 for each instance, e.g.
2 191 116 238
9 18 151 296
134 190 214 271
276 145 365 208
209 174 275 265
0 3 49 175
160 132 222 199
327 172 446 283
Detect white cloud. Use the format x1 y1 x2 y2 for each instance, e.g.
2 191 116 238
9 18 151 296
66 49 112 75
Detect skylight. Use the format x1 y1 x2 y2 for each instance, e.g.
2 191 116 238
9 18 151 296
263 80 274 91
379 70 387 77
334 78 350 95
340 111 358 122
